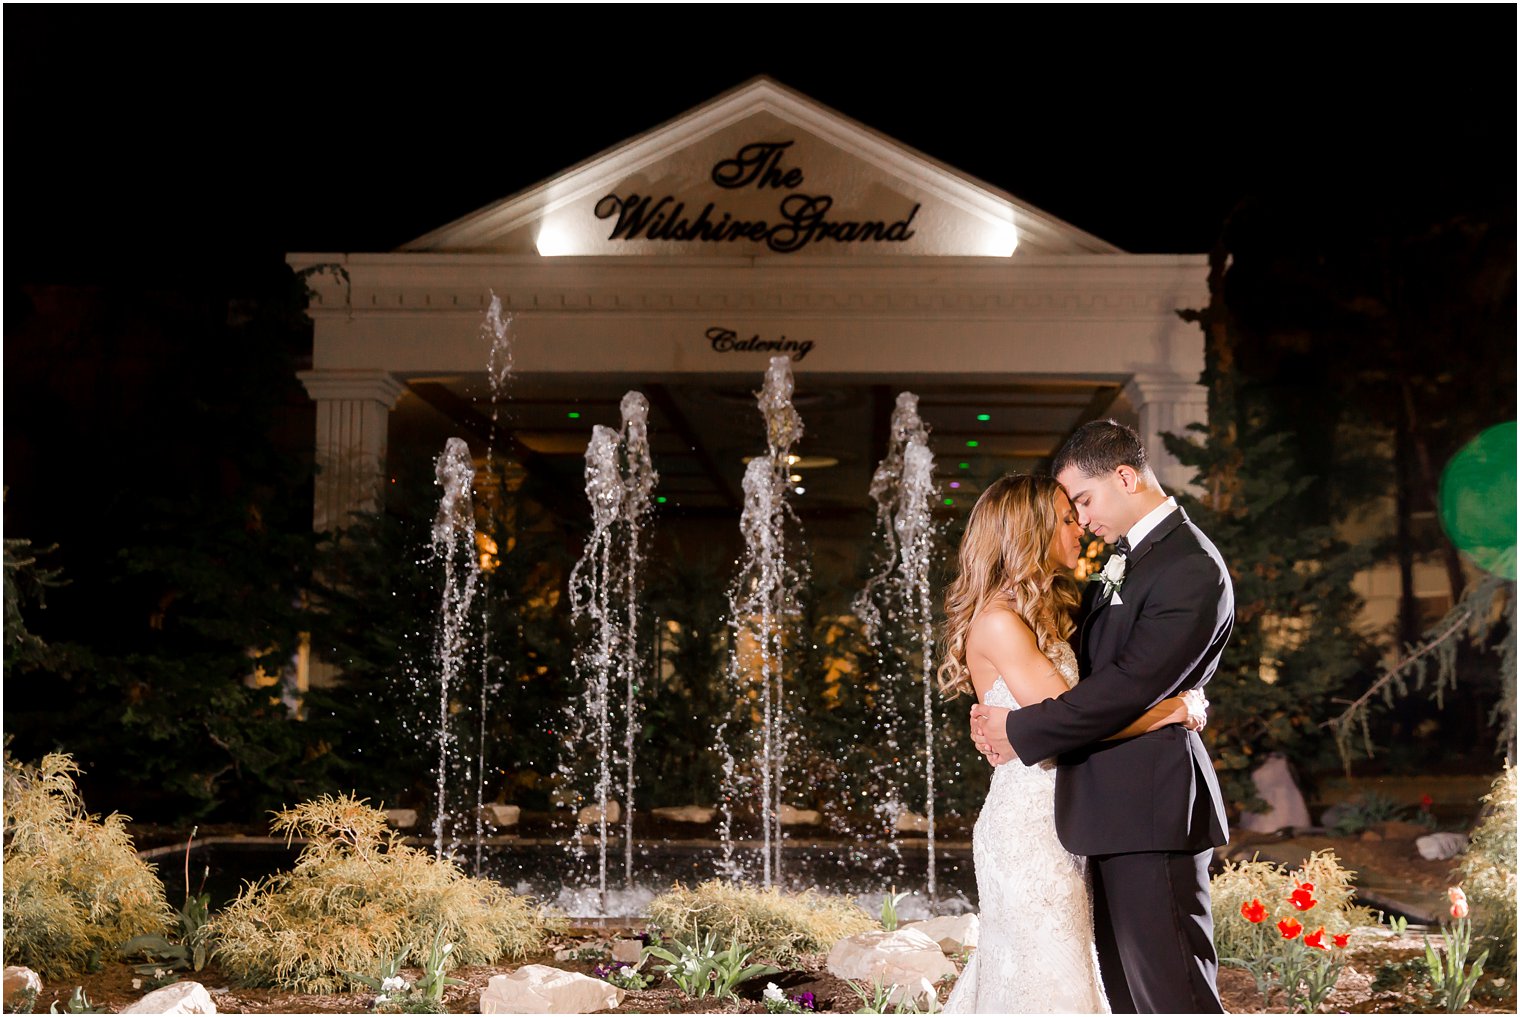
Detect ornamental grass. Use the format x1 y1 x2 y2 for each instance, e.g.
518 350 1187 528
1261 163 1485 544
1211 848 1376 965
206 794 565 993
1458 766 1516 974
646 880 877 965
1 752 173 979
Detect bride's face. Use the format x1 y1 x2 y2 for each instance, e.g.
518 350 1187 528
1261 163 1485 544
1047 491 1085 571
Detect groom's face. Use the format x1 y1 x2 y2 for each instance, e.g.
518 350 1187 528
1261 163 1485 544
1056 465 1135 543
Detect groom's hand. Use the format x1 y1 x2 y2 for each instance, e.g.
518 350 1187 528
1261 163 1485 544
969 704 1016 766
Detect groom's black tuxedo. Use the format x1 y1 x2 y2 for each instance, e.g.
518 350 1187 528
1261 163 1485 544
1004 505 1233 1013
1006 506 1231 854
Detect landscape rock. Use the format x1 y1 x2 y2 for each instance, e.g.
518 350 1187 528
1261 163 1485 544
902 913 980 952
611 938 646 963
1416 831 1469 860
384 808 419 829
480 965 624 1014
650 805 715 824
120 981 217 1014
482 803 521 827
577 800 621 825
896 977 940 1007
1238 753 1312 833
895 810 929 834
826 928 956 1004
3 968 42 1010
779 805 821 826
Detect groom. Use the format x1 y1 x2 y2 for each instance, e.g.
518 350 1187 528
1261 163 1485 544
970 419 1233 1014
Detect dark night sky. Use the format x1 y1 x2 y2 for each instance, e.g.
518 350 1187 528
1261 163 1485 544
4 6 1515 291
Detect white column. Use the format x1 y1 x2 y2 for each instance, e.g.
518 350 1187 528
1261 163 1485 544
1121 372 1209 494
298 369 406 532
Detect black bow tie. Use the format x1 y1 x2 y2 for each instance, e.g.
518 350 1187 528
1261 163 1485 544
1115 536 1132 556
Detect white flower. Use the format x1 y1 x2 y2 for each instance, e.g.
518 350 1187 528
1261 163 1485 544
1101 554 1126 584
441 942 454 955
374 995 389 1005
618 965 634 976
1095 552 1127 598
764 983 785 1002
381 976 409 992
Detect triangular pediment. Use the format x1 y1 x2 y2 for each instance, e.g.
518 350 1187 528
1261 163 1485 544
404 77 1120 258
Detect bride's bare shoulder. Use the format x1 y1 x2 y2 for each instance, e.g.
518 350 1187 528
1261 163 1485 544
967 599 1038 653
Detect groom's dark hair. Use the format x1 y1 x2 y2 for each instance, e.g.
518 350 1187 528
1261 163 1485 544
1051 419 1150 479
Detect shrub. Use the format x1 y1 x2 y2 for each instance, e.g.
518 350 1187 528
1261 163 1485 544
646 880 876 966
1212 850 1377 1011
206 794 565 992
1326 791 1408 835
1458 767 1516 975
1212 849 1376 968
1 752 172 978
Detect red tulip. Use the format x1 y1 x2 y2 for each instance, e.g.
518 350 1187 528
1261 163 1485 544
1421 794 1434 809
1288 886 1318 911
1449 887 1469 920
1303 927 1328 950
1332 933 1350 948
1278 918 1302 939
1240 899 1267 923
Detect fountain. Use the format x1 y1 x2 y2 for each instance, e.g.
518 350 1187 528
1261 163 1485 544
406 309 967 915
720 356 808 887
429 437 482 859
473 294 513 874
562 396 659 912
853 393 942 900
616 392 658 885
566 425 624 910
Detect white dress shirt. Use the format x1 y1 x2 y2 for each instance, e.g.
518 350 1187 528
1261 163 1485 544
1124 496 1178 551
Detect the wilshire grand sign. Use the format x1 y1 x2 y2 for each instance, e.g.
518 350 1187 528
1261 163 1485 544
593 140 920 254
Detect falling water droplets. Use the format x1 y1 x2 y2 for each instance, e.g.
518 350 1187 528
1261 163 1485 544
429 437 481 860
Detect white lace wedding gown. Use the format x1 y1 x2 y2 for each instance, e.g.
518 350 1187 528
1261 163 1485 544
943 641 1110 1014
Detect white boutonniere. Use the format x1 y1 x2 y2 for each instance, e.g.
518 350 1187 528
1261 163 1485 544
1095 553 1127 602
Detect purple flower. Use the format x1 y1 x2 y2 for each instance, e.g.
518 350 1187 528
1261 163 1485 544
793 991 817 1011
592 963 614 979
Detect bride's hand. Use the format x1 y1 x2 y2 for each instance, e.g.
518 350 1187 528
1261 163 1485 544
1181 688 1209 732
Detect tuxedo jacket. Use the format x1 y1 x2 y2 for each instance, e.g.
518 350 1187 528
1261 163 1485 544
1004 506 1232 856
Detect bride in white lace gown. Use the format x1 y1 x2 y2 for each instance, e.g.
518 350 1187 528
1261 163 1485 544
937 475 1200 1014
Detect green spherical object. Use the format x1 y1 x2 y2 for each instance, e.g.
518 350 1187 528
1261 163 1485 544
1439 421 1517 579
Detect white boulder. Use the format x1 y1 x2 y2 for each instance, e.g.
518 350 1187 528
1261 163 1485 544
480 965 624 1014
1238 753 1312 833
2 968 42 1010
1417 831 1469 860
651 805 715 824
903 913 980 953
577 800 621 825
826 928 955 1005
482 803 521 828
779 805 821 826
120 981 217 1014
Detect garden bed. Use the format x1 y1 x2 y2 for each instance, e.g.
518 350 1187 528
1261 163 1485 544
23 924 1517 1014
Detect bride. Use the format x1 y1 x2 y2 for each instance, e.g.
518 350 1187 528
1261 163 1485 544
937 474 1203 1014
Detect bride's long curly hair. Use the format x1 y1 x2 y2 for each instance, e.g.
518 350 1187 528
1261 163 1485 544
936 474 1080 699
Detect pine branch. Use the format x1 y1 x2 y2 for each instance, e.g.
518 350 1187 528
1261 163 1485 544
1328 572 1513 765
